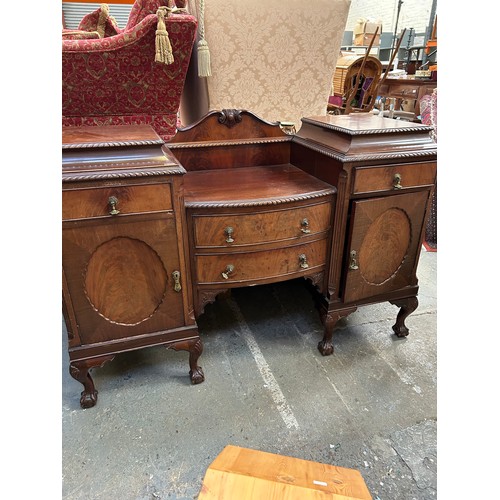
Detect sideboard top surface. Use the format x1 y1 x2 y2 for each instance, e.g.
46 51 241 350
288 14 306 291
184 164 336 208
62 125 164 148
62 125 184 182
296 114 437 162
301 114 433 135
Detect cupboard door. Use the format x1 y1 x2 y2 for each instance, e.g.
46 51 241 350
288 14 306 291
63 216 185 345
343 191 429 303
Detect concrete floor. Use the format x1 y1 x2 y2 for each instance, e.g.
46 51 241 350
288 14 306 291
62 249 437 500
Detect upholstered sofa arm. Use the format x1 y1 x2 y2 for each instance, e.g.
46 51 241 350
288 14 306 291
64 12 195 58
64 14 158 52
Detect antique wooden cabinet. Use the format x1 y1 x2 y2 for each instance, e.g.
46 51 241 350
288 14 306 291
62 112 437 407
292 114 437 354
167 110 337 317
62 125 203 408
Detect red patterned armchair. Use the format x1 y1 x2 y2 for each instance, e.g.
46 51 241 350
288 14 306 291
62 1 197 141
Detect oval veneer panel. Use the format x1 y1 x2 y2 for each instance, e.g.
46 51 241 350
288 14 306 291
358 208 410 285
84 237 167 325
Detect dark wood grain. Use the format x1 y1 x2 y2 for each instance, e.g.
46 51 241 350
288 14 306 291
62 125 203 408
184 164 335 206
294 113 436 352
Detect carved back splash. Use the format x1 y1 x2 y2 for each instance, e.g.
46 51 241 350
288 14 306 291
165 109 292 171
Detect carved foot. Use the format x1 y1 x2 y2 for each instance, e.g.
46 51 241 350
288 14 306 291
170 337 205 384
69 356 114 408
317 307 357 356
318 339 334 356
390 296 419 338
190 366 205 385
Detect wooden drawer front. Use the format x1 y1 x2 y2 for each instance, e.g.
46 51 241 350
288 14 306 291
192 202 332 248
62 183 172 220
353 162 435 195
195 239 328 285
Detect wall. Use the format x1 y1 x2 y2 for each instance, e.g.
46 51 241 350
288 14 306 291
344 0 435 39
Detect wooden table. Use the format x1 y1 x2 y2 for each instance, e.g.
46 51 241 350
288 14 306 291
377 77 436 117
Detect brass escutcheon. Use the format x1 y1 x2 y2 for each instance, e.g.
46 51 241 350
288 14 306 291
300 218 311 234
224 226 234 243
299 254 309 269
393 173 403 189
222 264 235 280
172 270 181 292
349 250 359 270
108 196 120 215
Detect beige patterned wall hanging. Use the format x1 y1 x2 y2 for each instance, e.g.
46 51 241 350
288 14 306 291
182 0 351 130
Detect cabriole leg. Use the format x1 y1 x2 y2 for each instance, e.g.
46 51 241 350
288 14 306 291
390 296 419 337
318 307 357 356
69 355 114 408
169 338 205 384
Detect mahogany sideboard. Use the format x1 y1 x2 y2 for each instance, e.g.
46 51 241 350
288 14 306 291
62 125 204 408
62 111 437 407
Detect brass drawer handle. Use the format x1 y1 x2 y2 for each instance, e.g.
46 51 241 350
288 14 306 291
221 264 234 280
393 173 403 190
108 196 120 215
299 254 309 269
172 271 181 292
300 218 311 234
224 226 234 243
349 250 359 270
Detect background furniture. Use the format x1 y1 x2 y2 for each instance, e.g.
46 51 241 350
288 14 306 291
62 125 203 408
419 88 437 248
329 53 382 114
180 0 350 129
62 4 197 141
377 77 436 119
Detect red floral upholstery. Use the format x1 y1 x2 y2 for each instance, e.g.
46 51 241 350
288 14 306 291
77 1 183 36
126 0 171 30
419 89 437 141
62 5 197 141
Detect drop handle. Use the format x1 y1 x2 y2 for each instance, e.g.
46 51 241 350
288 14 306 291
108 196 120 215
224 226 234 243
300 218 311 234
221 264 235 280
349 250 359 270
172 271 182 292
393 173 403 190
299 254 309 269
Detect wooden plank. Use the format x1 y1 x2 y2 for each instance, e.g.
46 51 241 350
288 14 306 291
198 445 372 499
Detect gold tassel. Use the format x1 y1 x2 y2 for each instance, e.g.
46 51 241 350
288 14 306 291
96 3 109 38
155 7 174 65
197 39 211 77
197 0 211 77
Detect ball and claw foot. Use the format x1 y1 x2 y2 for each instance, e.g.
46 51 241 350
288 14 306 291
80 389 98 409
391 296 418 339
392 324 410 338
318 340 334 356
190 367 205 384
